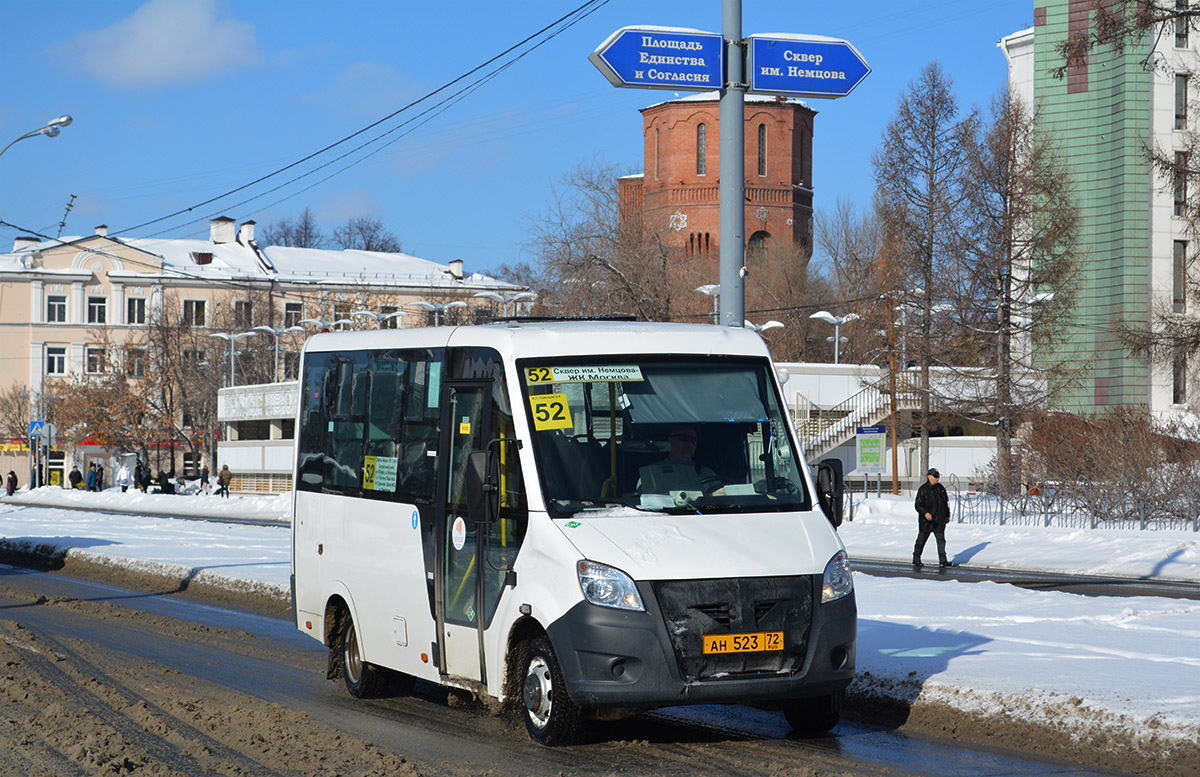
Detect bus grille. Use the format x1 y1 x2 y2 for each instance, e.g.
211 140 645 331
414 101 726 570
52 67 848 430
651 576 814 682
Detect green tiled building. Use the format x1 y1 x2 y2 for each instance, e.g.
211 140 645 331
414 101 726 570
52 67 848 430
1002 1 1188 415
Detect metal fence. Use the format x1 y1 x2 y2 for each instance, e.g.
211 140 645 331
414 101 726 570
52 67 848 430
840 473 1200 532
945 474 1200 532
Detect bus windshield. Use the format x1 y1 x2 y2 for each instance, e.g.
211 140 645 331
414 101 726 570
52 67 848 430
520 357 812 518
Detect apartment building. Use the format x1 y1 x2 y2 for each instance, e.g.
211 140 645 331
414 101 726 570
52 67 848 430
1001 3 1199 416
0 217 523 485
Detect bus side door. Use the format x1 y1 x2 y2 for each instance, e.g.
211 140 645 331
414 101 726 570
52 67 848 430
436 381 491 683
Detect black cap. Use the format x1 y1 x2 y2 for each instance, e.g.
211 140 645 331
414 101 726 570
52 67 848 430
928 468 940 478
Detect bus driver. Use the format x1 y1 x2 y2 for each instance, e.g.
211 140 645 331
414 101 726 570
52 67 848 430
638 424 723 496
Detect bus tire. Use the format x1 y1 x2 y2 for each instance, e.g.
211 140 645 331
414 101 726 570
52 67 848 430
340 612 388 699
520 636 580 745
784 690 843 737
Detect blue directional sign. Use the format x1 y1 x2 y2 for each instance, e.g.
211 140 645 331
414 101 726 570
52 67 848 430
747 34 870 99
590 26 723 92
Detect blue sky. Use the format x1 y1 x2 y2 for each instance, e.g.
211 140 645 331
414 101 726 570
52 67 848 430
0 0 1032 276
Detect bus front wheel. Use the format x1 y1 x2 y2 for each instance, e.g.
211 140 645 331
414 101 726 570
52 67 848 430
783 690 844 737
521 637 580 745
340 611 388 699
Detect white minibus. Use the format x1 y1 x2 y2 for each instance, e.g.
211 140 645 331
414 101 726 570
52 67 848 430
291 320 855 744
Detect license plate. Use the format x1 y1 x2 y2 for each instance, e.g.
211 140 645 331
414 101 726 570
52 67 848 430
702 631 783 655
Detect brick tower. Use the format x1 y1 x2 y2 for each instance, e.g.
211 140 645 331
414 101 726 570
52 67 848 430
619 91 816 261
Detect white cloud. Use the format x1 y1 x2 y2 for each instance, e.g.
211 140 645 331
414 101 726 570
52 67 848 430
61 0 260 88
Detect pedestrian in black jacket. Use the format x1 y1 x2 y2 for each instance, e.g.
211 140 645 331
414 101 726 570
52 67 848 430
913 468 953 570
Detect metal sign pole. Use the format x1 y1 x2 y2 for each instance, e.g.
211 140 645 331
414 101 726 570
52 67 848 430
719 0 745 327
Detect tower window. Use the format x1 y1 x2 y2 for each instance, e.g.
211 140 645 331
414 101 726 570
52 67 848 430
655 127 661 180
697 123 707 176
757 124 766 177
1177 1 1190 49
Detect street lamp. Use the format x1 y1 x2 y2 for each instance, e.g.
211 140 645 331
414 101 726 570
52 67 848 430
0 115 73 160
744 319 784 333
408 300 467 326
809 311 860 364
352 309 407 329
299 316 353 332
695 284 720 324
252 325 305 382
209 332 256 387
472 290 536 318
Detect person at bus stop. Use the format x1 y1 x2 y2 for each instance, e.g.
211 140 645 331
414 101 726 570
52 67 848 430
5 471 16 496
68 465 83 489
638 424 722 495
217 464 232 498
913 467 953 570
117 463 132 492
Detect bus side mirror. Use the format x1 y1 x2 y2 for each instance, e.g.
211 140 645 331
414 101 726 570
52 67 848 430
816 457 844 528
466 450 498 525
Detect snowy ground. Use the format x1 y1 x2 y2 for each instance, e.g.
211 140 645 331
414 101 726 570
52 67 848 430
1 486 1198 762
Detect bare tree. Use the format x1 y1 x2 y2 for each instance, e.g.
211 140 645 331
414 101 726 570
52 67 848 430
333 216 402 253
942 89 1084 496
524 160 690 322
873 62 977 474
259 207 327 248
0 382 33 444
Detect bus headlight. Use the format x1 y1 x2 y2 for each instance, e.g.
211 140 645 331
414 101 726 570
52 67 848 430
821 550 853 604
577 560 644 611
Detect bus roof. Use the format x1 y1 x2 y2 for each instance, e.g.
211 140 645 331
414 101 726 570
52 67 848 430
302 320 772 360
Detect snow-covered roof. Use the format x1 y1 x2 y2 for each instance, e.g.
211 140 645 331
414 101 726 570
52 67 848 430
641 89 811 111
0 232 521 292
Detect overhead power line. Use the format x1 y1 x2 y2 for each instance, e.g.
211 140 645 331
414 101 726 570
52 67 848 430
112 0 611 238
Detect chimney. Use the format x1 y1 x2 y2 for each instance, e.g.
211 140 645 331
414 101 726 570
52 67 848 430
13 236 39 252
448 259 464 281
237 220 256 245
210 216 236 244
94 225 108 237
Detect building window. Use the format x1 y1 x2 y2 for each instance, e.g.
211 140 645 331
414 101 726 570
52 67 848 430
1174 352 1188 404
1176 152 1190 216
87 296 107 324
284 301 303 327
1178 1 1190 49
86 346 106 374
46 346 66 375
125 347 146 378
183 348 208 366
1175 240 1188 313
696 123 707 176
1177 74 1189 130
334 302 353 330
234 299 253 328
380 305 401 329
127 296 146 325
748 230 770 262
182 299 207 327
757 124 766 177
47 295 67 323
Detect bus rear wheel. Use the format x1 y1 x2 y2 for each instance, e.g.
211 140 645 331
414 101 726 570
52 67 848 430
521 637 580 745
340 611 389 699
784 690 844 737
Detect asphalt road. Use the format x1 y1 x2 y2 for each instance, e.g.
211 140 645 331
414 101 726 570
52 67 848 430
0 563 1138 777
